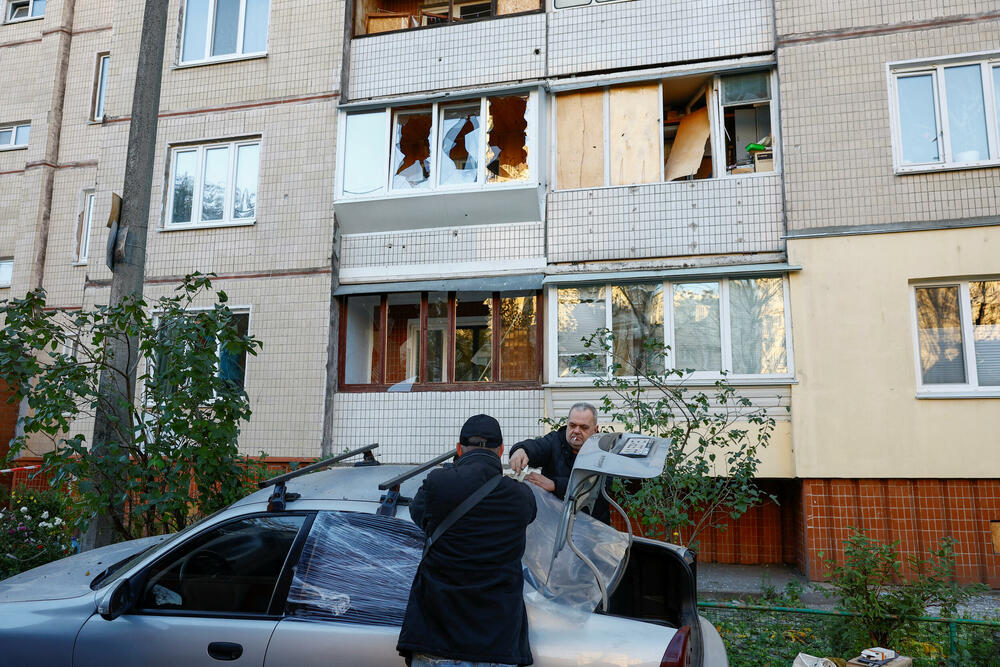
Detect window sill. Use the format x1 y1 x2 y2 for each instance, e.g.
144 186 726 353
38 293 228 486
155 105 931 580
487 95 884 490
0 144 28 152
895 159 1000 175
916 390 1000 399
71 260 88 267
160 220 256 232
3 15 43 25
173 53 267 70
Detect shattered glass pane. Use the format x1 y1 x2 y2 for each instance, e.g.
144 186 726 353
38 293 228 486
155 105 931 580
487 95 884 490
439 103 480 185
486 96 529 183
391 109 433 190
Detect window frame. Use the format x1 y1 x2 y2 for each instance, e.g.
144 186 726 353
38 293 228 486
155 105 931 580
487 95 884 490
164 137 261 230
888 52 1000 174
353 0 543 38
91 52 110 122
548 275 794 384
335 90 539 201
178 0 270 67
910 278 1000 398
131 511 315 620
0 122 30 150
550 69 779 190
75 190 95 264
338 290 543 391
0 258 12 288
4 0 44 23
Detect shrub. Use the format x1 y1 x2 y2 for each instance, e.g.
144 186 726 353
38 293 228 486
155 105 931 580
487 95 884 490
0 486 75 579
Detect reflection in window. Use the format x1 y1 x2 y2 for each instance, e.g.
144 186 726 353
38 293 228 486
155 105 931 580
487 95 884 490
345 295 381 384
139 515 304 614
167 140 260 227
486 96 529 183
499 295 536 381
440 103 480 185
558 286 606 377
897 75 939 164
218 312 250 391
427 292 448 383
916 286 966 384
456 292 492 382
391 109 432 190
673 282 721 372
944 65 989 163
386 293 420 385
181 0 269 63
730 278 787 374
969 281 1000 386
611 284 663 376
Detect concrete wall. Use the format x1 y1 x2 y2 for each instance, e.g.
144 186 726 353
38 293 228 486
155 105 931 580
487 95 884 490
787 227 1000 479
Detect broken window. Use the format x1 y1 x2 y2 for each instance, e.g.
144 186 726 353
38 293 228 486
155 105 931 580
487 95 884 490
356 0 541 36
439 103 481 186
609 84 660 186
663 76 713 181
391 108 433 190
341 291 540 387
720 72 773 175
556 90 604 189
486 96 529 183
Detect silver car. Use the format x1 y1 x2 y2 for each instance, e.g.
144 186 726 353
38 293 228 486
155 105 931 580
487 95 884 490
0 434 727 666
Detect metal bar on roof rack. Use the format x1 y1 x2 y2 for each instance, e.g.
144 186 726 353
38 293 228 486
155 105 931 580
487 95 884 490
378 450 455 491
259 443 379 489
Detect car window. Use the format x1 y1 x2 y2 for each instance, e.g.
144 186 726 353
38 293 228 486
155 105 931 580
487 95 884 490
138 514 306 615
285 511 423 626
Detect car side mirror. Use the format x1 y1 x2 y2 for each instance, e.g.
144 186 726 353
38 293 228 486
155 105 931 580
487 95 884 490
98 576 139 621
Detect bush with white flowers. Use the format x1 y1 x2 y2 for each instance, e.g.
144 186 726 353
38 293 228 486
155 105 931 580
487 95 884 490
1 486 75 579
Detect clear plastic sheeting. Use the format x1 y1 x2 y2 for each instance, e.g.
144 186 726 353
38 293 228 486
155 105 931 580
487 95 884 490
286 511 423 626
521 484 628 618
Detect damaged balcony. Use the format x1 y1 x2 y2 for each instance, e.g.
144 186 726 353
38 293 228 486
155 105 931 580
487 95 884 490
335 91 543 234
348 1 546 99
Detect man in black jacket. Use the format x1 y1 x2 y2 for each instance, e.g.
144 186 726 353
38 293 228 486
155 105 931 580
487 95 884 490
508 402 611 524
397 414 537 667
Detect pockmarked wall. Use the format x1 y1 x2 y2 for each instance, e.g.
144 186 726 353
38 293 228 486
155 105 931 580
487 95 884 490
788 226 1000 479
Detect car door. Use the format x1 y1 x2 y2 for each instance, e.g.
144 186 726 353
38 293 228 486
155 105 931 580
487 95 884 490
263 510 423 666
74 513 310 667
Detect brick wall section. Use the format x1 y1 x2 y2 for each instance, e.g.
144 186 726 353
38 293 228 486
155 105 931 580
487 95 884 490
547 176 784 263
801 479 1000 587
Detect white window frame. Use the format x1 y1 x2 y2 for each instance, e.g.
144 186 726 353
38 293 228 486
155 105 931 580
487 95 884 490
178 0 270 66
335 90 539 201
549 69 779 190
888 52 1000 174
164 137 261 230
910 278 1000 398
145 307 253 403
75 190 95 264
547 275 794 384
0 258 12 288
4 0 44 23
0 123 30 150
91 52 110 122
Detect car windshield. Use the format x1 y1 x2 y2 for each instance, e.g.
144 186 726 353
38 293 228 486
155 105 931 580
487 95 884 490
91 507 231 590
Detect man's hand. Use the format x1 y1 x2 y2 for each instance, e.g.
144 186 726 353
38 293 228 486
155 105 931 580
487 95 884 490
525 472 555 493
509 449 530 473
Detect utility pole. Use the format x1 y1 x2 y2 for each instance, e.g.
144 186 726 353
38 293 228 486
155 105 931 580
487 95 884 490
83 0 169 550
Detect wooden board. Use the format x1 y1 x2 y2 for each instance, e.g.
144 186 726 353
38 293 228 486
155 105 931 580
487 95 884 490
665 107 710 181
498 0 540 14
556 90 605 189
609 83 660 186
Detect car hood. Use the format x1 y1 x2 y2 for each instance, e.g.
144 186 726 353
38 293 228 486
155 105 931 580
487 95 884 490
0 535 166 603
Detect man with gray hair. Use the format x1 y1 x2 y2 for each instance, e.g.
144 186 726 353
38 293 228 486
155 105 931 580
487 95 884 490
509 402 611 524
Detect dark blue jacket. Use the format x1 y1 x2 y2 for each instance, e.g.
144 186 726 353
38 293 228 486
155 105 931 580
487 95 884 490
510 427 612 524
396 448 537 666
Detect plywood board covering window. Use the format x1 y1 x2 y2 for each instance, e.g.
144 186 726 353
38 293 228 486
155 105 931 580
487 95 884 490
556 90 604 189
609 84 660 186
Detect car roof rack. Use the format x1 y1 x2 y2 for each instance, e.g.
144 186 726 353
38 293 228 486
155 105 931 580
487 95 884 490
260 443 379 512
377 449 455 517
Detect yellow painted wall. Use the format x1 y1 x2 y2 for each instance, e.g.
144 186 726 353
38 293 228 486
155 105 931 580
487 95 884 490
788 226 1000 478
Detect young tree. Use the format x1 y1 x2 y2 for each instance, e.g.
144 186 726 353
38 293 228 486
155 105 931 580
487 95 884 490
569 329 778 548
0 274 267 541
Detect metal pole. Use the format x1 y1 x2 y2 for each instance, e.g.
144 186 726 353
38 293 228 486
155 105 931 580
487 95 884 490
83 0 169 550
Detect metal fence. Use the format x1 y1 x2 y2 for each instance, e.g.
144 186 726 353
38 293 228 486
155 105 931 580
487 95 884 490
698 600 1000 666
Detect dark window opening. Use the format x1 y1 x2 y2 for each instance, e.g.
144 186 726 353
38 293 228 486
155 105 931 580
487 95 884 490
355 0 542 37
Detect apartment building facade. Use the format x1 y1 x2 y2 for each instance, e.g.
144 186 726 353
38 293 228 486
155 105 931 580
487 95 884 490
1 0 996 582
777 1 1000 584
